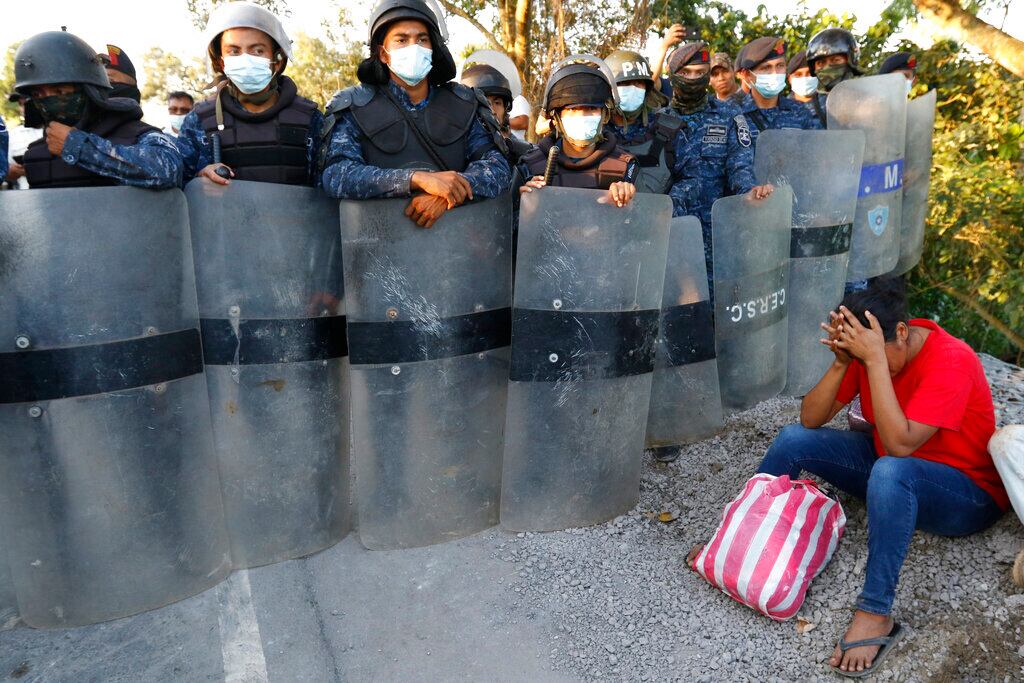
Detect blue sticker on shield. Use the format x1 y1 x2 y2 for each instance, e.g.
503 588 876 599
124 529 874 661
868 205 889 236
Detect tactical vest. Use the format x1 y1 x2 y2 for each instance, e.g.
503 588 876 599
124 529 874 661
24 109 158 189
349 83 481 171
195 76 317 185
615 111 682 194
521 134 634 191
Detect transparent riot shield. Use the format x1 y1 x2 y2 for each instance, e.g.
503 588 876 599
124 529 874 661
339 195 513 550
712 186 793 411
501 188 671 531
645 216 723 455
0 551 15 627
186 179 351 569
894 90 937 275
0 187 230 629
827 74 908 280
755 129 865 396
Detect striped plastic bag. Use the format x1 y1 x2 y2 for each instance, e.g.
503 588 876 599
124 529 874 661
691 473 846 621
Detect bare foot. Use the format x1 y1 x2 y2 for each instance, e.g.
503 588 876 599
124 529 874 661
829 610 894 673
686 544 703 569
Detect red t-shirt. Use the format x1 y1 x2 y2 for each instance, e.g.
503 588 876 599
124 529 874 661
836 319 1006 510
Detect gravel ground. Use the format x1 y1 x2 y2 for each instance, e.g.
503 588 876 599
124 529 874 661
494 354 1024 682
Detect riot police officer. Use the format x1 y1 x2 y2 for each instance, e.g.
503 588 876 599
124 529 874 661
664 41 772 282
176 2 322 187
806 27 864 127
460 63 534 166
14 31 182 189
319 0 511 229
98 45 141 103
733 37 822 149
602 49 683 195
879 51 918 96
787 50 818 108
518 57 638 208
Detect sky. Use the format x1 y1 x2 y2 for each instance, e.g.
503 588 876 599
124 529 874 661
4 0 1022 126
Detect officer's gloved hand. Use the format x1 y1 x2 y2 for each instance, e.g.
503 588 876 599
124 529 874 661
199 163 235 186
405 193 449 229
411 170 473 209
750 183 774 200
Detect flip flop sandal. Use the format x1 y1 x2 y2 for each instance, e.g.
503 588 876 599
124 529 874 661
831 622 904 679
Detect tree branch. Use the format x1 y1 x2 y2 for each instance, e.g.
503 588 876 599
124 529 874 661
913 0 1024 77
437 0 507 52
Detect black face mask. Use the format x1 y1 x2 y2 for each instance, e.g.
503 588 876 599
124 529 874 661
110 82 142 102
32 92 88 126
669 72 711 114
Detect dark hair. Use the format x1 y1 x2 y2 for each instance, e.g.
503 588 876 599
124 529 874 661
168 91 194 103
839 276 909 341
356 21 455 86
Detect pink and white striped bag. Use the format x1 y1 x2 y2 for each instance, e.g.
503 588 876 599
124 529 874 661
691 473 846 621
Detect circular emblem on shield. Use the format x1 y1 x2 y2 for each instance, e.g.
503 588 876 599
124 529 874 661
868 205 889 236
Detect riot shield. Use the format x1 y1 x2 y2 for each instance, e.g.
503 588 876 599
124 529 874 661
827 74 908 280
0 187 230 629
0 550 15 627
712 186 793 411
502 188 671 531
645 216 723 455
340 195 513 550
894 90 937 275
755 129 865 396
186 179 351 569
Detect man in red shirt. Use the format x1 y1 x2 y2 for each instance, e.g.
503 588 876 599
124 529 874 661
757 277 1005 678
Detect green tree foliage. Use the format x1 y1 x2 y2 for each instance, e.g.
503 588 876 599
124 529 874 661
0 42 21 122
288 32 363 107
140 47 211 102
905 40 1024 362
185 0 290 30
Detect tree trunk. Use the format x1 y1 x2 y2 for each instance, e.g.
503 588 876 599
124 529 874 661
514 0 533 83
913 0 1024 77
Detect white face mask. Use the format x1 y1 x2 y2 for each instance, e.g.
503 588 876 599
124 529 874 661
385 44 433 86
168 113 186 131
222 53 274 94
753 73 787 98
616 85 646 113
559 112 603 145
790 75 818 97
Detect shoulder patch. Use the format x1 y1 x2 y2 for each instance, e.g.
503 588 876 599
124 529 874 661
733 114 752 147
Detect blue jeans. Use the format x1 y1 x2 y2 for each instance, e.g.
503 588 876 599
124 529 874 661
758 425 1003 615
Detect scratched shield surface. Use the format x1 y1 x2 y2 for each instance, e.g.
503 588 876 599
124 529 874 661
711 187 793 411
827 74 908 280
501 187 671 532
893 89 937 276
187 179 351 569
339 195 513 550
0 187 231 628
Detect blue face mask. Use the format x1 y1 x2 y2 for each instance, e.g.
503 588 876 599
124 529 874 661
560 112 603 145
386 44 433 86
789 75 818 97
223 54 274 94
616 85 646 114
753 73 787 98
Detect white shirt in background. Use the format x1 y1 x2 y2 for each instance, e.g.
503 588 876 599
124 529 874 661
509 95 531 141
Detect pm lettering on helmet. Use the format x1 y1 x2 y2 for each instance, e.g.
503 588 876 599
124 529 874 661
621 60 651 79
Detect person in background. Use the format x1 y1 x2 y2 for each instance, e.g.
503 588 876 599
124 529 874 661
786 50 818 110
806 27 864 127
460 63 534 166
98 45 141 102
165 91 194 136
509 92 531 140
650 23 689 100
709 52 744 106
4 93 43 189
878 51 917 96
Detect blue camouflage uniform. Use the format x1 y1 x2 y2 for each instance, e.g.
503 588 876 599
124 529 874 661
735 92 823 148
59 126 182 189
175 108 324 186
667 95 757 292
606 118 651 146
0 117 8 180
320 81 511 200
